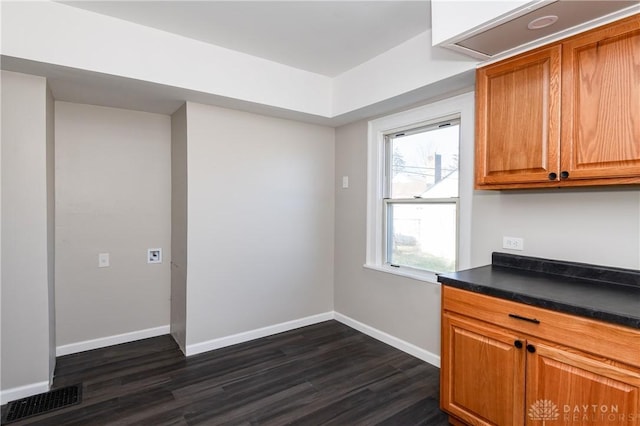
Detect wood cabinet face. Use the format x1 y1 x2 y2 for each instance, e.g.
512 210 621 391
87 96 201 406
475 14 640 189
475 46 561 186
441 313 525 426
441 286 640 425
561 18 640 180
526 340 640 426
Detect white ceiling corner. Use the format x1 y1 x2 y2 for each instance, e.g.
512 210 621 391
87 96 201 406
3 0 473 126
59 1 432 77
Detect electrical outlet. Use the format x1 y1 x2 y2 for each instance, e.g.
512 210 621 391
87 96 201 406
342 176 349 189
503 236 524 251
148 248 162 264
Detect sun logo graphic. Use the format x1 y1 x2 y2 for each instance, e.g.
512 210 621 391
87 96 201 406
529 399 560 425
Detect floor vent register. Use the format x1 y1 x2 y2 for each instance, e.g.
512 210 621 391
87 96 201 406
2 384 82 424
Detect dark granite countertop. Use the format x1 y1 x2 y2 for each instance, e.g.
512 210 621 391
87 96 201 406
437 252 640 329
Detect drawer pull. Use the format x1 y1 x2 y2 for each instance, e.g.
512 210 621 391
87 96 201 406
508 313 540 324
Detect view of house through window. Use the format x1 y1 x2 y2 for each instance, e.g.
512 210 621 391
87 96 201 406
384 120 460 272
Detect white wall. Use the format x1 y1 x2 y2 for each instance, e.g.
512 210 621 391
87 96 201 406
46 82 56 382
1 1 332 117
334 120 443 359
1 71 54 402
334 101 640 361
332 31 477 116
184 102 335 350
470 189 640 269
170 104 188 353
54 102 171 348
1 1 476 120
430 0 530 45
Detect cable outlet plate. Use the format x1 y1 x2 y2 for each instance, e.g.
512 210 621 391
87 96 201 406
148 248 162 264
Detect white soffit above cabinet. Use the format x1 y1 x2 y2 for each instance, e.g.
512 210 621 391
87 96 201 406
438 0 639 60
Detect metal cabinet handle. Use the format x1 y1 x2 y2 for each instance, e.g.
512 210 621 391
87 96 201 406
508 313 540 324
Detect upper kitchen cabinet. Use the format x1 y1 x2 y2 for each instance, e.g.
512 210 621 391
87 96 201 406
561 16 640 182
475 14 640 190
475 44 561 187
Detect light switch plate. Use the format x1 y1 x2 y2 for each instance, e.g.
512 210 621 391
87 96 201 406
98 253 110 268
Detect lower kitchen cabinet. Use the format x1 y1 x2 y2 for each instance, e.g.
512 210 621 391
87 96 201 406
527 340 640 425
441 313 525 425
441 286 640 426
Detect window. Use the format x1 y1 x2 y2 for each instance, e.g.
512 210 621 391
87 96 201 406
366 92 473 282
384 120 459 272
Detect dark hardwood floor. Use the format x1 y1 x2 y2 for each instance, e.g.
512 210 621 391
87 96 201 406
2 320 449 425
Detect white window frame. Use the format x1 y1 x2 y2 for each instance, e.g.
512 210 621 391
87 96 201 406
365 92 474 283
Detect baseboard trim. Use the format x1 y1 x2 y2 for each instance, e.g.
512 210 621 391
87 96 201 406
54 314 438 367
334 312 440 368
184 312 439 366
0 381 49 405
185 312 334 356
56 325 170 356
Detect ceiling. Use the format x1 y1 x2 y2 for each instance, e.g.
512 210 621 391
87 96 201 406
60 1 431 77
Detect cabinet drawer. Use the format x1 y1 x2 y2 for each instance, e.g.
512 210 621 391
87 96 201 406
442 286 640 367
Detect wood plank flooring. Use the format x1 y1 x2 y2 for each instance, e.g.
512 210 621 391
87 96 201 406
2 320 449 425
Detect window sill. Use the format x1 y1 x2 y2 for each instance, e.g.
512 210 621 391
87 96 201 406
363 263 440 285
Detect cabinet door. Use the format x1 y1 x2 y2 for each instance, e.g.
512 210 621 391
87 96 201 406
441 313 526 425
526 339 640 426
475 45 561 187
561 15 640 182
